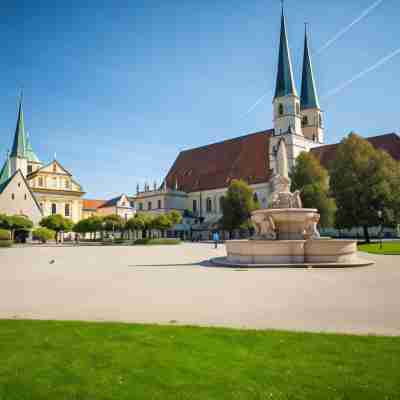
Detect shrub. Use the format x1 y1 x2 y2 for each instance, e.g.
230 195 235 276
133 238 181 245
32 227 55 243
0 229 12 247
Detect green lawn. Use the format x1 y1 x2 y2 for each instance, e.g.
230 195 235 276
358 241 400 255
0 320 399 399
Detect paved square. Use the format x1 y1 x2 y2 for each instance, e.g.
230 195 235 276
0 243 399 335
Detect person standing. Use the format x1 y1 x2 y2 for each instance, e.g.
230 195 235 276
212 231 220 249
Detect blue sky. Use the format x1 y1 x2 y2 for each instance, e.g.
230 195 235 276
0 0 399 198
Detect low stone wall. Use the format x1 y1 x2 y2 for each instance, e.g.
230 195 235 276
226 239 360 266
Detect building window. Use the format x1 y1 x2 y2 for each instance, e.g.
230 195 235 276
278 103 284 116
24 194 27 200
193 199 197 213
53 164 57 172
11 193 15 200
51 203 57 215
39 177 44 187
52 177 57 188
139 203 143 210
27 165 33 174
65 204 70 217
296 102 300 115
219 196 225 212
158 199 162 209
65 180 70 189
18 182 21 188
148 202 152 210
206 197 212 213
319 114 323 127
302 116 308 126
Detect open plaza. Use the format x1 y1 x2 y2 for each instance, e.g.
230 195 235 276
1 243 399 336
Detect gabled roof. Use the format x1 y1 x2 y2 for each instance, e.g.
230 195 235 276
82 199 107 210
301 27 320 110
165 130 274 193
274 8 297 99
28 159 72 178
311 133 400 167
0 169 43 215
10 98 27 158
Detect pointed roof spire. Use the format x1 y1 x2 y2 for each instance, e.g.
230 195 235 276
301 24 320 110
10 92 28 158
0 151 12 186
274 3 297 99
25 132 41 163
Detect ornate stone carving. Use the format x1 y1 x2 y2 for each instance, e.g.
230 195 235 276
251 213 276 240
304 213 321 239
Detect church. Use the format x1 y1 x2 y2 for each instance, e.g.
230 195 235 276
0 97 85 226
132 7 400 239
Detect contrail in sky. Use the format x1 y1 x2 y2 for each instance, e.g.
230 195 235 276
323 47 400 99
316 0 385 54
241 0 385 117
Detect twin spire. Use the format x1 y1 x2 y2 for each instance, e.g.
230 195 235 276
274 7 320 110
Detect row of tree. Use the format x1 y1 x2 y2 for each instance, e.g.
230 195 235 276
219 133 400 242
0 210 183 243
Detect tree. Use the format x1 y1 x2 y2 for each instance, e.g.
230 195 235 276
0 214 12 230
152 214 174 238
290 151 336 228
32 227 55 243
40 214 74 242
8 215 34 240
103 214 124 233
220 179 258 234
330 133 400 242
168 210 182 226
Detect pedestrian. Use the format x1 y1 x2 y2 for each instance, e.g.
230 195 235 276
212 231 220 249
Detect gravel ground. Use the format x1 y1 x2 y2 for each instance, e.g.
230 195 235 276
0 243 399 335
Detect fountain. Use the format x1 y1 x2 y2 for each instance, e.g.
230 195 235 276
213 140 373 268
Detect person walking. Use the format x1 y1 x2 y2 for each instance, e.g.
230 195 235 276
212 231 220 249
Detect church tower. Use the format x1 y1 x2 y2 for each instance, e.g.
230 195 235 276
9 97 28 177
273 7 302 137
300 25 324 143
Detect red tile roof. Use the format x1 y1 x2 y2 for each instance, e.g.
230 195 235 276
311 133 400 168
165 130 274 193
83 199 106 210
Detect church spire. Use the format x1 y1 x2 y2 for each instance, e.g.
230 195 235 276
301 24 320 110
274 4 297 99
10 93 27 159
0 151 12 186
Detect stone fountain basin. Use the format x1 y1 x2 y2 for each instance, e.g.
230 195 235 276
219 239 373 267
252 208 319 240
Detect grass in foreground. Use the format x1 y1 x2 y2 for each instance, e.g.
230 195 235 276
358 240 400 255
133 238 181 245
0 320 399 400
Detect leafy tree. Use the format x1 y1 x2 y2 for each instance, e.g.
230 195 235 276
220 179 258 233
33 227 55 243
40 214 74 242
8 215 34 240
290 151 336 228
152 214 174 238
103 214 124 233
168 210 182 226
330 133 400 242
0 214 11 230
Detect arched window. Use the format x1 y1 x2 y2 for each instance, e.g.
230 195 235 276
296 102 300 115
11 193 15 200
51 203 57 215
206 197 212 213
65 204 70 217
278 103 284 116
302 116 308 126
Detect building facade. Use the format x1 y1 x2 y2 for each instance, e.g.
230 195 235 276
0 97 85 225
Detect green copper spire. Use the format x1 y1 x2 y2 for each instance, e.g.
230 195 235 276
25 132 41 163
10 95 27 159
0 152 12 186
301 25 320 110
274 6 297 99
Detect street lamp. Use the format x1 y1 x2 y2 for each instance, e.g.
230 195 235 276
377 210 383 250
